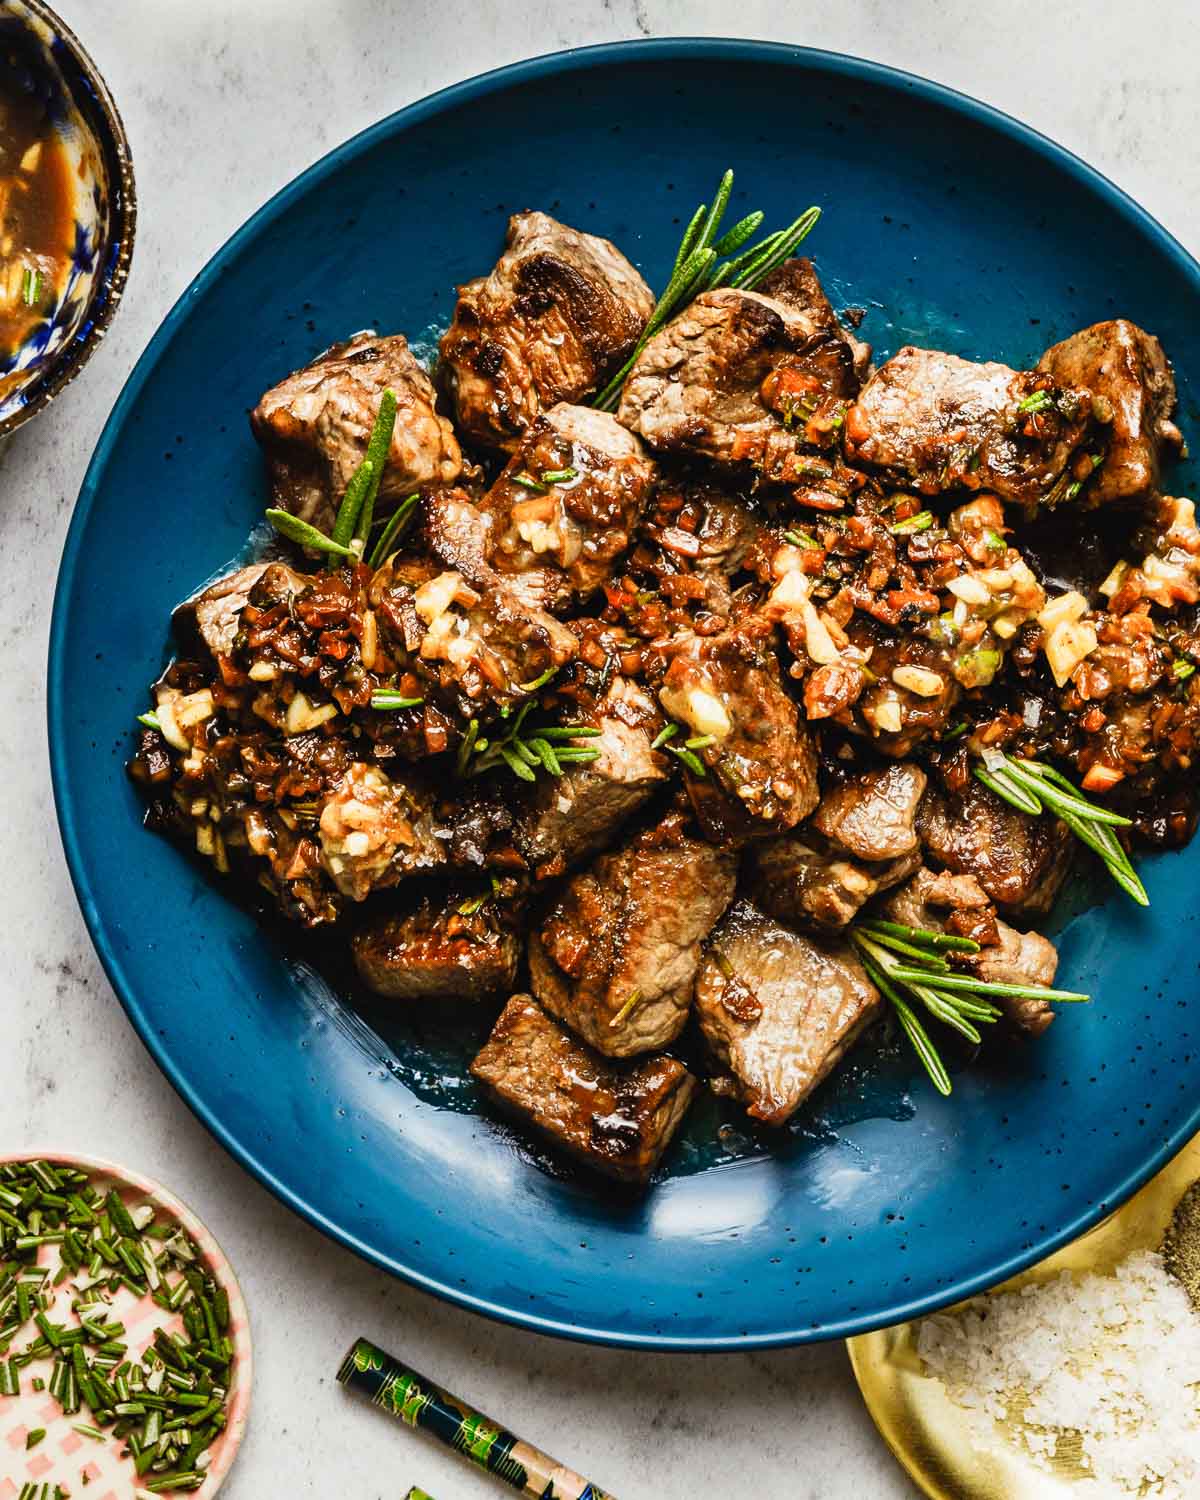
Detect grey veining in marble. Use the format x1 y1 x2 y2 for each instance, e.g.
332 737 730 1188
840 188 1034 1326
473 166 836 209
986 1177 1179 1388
4 2 1198 1495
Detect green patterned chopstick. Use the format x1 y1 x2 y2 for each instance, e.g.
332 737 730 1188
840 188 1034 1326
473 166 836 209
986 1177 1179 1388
339 1337 615 1499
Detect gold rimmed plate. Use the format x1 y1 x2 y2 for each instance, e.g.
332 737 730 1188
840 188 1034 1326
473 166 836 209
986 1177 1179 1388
848 1133 1200 1499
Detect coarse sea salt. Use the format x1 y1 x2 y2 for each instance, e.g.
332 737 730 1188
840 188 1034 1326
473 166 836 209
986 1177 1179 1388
915 1251 1200 1498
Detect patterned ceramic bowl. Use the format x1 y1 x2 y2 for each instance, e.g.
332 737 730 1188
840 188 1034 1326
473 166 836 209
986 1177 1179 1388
0 1151 252 1497
0 0 135 437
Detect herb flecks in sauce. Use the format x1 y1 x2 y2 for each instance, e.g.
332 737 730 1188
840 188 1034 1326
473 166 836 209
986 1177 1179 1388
0 83 73 359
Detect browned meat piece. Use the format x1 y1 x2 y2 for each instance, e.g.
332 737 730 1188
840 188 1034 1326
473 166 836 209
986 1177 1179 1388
470 995 695 1185
811 762 927 861
883 868 1057 1035
1038 320 1184 505
479 404 655 610
844 346 1092 507
172 561 311 661
352 889 519 1001
514 676 668 877
373 553 577 719
846 628 963 758
616 279 860 480
746 835 920 932
757 257 871 384
317 761 445 902
655 615 819 842
528 824 737 1057
439 212 653 451
251 333 462 534
917 776 1072 919
694 899 881 1124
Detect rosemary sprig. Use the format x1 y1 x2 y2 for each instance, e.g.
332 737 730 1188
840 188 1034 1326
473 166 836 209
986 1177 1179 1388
367 493 420 568
351 387 399 549
462 699 601 782
369 691 424 711
590 169 822 412
265 509 356 558
850 920 1090 1096
973 753 1148 906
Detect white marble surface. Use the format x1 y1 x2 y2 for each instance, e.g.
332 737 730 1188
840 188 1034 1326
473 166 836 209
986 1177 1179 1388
4 3 1199 1496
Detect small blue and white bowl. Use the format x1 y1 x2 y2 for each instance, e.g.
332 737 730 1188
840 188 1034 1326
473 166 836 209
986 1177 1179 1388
0 0 135 437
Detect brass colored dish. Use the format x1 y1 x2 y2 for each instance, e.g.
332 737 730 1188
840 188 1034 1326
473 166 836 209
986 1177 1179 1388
847 1134 1200 1499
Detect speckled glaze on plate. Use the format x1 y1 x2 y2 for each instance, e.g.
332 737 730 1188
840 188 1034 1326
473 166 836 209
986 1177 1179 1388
48 41 1200 1349
0 0 136 436
847 1131 1200 1499
0 1151 251 1495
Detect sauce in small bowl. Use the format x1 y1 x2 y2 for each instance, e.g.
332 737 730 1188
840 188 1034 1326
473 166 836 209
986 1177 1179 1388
0 1 135 436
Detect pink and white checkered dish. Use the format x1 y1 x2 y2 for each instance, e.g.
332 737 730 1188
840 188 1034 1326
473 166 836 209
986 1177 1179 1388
0 1152 252 1497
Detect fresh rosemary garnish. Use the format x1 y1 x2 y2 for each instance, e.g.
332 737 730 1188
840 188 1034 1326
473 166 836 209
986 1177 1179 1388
461 699 601 782
650 723 679 750
328 459 376 564
369 691 424 711
783 528 819 548
136 711 161 731
974 753 1148 906
265 508 356 558
1017 388 1053 415
668 745 707 777
609 990 643 1029
1174 658 1196 682
351 387 399 550
509 472 547 492
850 920 1089 1096
539 468 578 484
367 493 420 568
591 169 821 412
21 267 41 307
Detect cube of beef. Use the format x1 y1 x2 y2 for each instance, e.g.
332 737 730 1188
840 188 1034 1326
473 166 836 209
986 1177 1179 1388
317 761 445 902
844 346 1092 507
916 775 1072 919
617 276 860 482
746 835 920 932
656 615 819 841
1038 320 1184 505
756 257 871 384
479 404 655 611
528 824 736 1057
514 676 669 877
883 868 1058 1035
352 889 519 1001
439 212 654 451
694 899 881 1124
470 995 696 1185
250 333 462 535
811 762 927 862
172 561 312 662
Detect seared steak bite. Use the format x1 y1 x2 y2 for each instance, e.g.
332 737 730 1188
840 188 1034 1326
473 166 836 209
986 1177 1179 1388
694 899 881 1124
883 868 1057 1034
917 775 1072 919
439 211 654 451
514 675 668 877
844 346 1092 507
478 403 655 610
172 561 310 662
811 762 927 861
655 614 819 841
1038 320 1184 506
352 888 519 1001
317 761 445 901
470 995 696 1185
528 820 737 1057
616 278 860 481
746 835 919 932
372 551 577 720
250 333 462 535
757 257 871 385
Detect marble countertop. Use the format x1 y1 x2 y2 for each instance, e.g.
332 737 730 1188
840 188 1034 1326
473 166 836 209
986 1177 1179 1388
5 3 1198 1496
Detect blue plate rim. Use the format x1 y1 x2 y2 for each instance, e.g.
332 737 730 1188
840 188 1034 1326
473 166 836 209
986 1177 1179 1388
48 37 1200 1350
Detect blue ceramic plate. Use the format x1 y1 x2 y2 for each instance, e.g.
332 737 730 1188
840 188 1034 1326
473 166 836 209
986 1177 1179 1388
49 41 1200 1349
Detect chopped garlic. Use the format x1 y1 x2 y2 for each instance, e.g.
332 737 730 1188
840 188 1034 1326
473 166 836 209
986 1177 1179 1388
800 598 839 665
414 570 466 624
175 689 215 728
1037 590 1089 631
947 573 991 606
1099 559 1130 598
1044 619 1098 686
286 691 338 736
892 664 944 698
866 695 903 735
248 660 278 682
153 697 190 752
